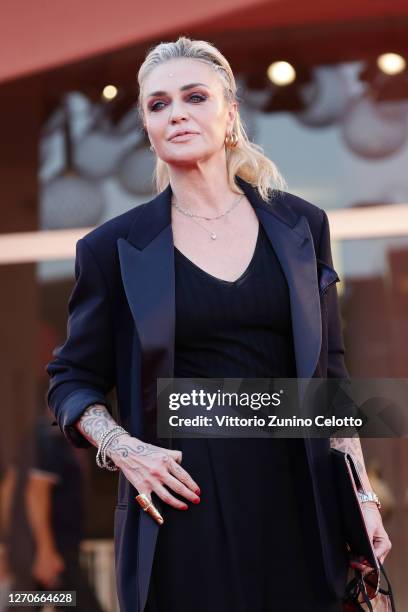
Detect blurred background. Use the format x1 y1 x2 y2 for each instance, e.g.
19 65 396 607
0 1 407 610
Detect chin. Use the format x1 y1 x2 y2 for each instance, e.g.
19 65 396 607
162 147 217 167
162 155 202 167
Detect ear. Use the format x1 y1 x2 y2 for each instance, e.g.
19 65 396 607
226 100 238 132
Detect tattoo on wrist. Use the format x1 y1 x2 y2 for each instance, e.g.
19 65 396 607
77 404 173 465
77 404 119 445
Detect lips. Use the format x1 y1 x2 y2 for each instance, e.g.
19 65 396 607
168 131 199 141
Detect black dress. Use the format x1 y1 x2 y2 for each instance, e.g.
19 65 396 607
145 224 344 612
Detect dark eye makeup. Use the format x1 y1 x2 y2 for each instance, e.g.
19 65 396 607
148 93 207 112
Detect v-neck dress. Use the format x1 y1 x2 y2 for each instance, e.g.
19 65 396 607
145 223 344 612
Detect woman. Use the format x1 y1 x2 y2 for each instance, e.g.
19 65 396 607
46 37 391 612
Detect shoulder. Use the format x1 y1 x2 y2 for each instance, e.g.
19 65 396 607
73 197 156 290
272 189 327 244
80 199 151 255
279 189 325 225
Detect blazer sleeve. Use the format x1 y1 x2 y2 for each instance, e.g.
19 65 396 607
316 209 361 422
45 238 116 449
317 209 350 379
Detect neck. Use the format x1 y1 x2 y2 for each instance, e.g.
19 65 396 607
167 156 241 215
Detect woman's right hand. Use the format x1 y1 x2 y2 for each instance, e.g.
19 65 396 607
108 434 201 511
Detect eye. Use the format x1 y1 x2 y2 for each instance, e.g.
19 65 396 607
189 93 206 103
149 100 166 112
148 93 207 112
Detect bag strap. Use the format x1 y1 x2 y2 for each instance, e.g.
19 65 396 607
343 570 373 611
344 562 397 612
378 561 396 611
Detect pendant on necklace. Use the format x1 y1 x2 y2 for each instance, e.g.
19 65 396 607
211 233 217 240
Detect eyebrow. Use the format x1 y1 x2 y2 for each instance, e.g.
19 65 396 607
147 82 209 98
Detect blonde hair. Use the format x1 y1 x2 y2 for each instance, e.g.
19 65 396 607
137 36 287 201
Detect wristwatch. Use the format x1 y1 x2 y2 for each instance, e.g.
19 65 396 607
358 490 381 510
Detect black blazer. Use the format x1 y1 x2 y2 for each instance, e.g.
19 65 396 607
46 176 349 612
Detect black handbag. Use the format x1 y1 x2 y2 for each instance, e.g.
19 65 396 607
331 448 396 611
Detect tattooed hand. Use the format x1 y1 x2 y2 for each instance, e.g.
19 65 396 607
76 404 201 510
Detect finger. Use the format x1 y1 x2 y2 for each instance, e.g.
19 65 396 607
146 500 164 525
169 449 182 463
153 483 189 510
163 472 200 504
373 538 391 562
377 544 392 565
135 492 164 525
168 459 201 494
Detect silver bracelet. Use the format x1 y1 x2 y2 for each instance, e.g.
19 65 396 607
96 426 122 463
98 434 121 471
96 428 125 471
96 426 126 469
97 426 125 458
96 426 127 471
101 428 128 468
358 490 381 510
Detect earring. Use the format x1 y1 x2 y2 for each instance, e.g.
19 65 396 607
224 132 238 148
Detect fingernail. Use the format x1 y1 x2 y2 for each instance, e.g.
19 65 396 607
193 497 200 504
195 488 201 495
182 505 188 510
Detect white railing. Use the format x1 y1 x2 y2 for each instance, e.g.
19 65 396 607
80 539 120 612
1 203 408 264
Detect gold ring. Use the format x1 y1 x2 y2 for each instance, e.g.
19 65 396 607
136 493 152 511
135 494 164 525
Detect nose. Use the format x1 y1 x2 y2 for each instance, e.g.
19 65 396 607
169 100 188 124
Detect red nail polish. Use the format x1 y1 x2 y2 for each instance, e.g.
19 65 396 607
193 497 200 504
195 488 201 495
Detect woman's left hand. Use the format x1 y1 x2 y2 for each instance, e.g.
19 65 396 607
350 503 392 572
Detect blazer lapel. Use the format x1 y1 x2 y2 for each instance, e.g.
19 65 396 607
117 185 175 437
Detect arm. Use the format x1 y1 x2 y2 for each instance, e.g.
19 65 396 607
74 402 129 451
0 465 16 540
330 437 391 569
25 472 58 553
330 436 372 493
317 210 368 469
0 466 16 580
46 238 116 448
318 209 392 565
25 473 65 587
47 238 200 517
